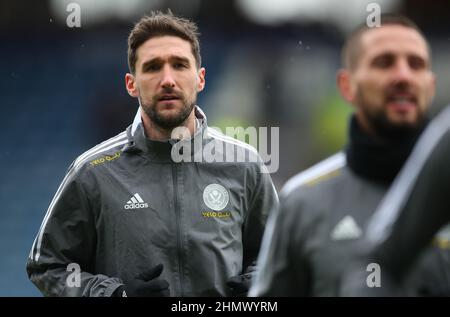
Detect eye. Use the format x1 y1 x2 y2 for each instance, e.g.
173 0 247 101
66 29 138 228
372 54 395 69
142 59 163 73
173 63 187 70
409 56 426 70
143 63 161 72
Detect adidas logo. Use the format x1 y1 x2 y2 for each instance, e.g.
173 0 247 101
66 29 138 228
330 215 362 240
124 193 149 210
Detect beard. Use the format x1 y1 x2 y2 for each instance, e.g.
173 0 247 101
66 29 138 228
355 87 427 140
140 88 196 131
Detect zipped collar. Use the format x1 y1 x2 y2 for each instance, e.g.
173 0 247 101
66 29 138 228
123 106 210 161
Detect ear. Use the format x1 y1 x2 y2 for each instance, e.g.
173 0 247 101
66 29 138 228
197 67 206 92
125 73 139 98
337 69 356 104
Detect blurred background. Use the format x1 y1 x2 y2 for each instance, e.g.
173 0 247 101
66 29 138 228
0 0 449 296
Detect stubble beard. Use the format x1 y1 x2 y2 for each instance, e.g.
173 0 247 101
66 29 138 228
356 88 426 140
140 89 196 132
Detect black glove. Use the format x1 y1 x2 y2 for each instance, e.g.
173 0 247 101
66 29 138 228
114 264 170 297
226 271 254 297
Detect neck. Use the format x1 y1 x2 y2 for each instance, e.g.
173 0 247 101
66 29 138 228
355 112 380 141
141 109 197 141
346 115 426 184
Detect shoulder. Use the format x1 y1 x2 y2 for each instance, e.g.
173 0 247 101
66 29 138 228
409 105 450 167
206 127 260 158
281 152 346 200
270 153 346 246
69 130 129 177
276 152 346 225
205 127 266 174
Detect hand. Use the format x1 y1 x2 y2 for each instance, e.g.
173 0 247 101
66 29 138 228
226 271 254 297
115 264 170 297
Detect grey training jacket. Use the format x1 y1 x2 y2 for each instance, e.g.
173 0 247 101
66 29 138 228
250 152 450 297
27 106 278 297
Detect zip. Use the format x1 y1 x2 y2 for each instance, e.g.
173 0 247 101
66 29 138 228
172 163 184 295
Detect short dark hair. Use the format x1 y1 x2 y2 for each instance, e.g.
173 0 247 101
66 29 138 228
342 14 430 70
127 11 201 74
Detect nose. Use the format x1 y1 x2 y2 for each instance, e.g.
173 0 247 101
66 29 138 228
160 64 176 88
391 58 413 85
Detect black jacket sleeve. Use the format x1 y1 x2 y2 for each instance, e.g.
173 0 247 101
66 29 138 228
369 129 450 280
26 164 123 296
242 162 279 273
249 189 311 297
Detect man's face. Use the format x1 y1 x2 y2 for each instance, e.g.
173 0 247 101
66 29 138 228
347 25 435 137
127 36 205 130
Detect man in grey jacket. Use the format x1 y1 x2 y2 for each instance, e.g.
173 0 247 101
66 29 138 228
27 11 278 297
250 15 449 296
341 104 450 296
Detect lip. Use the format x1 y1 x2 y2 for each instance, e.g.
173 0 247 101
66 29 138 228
386 101 416 112
385 92 417 111
158 94 180 101
386 99 416 113
158 100 179 108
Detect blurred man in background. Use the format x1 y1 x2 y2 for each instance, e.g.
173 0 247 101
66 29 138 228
341 104 450 296
26 11 277 297
250 14 450 296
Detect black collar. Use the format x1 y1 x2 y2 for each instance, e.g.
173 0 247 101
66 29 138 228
345 115 427 184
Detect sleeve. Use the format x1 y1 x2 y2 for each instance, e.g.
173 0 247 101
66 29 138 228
26 165 123 297
241 161 279 272
249 192 311 297
367 128 450 280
